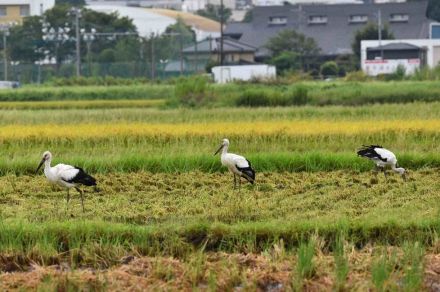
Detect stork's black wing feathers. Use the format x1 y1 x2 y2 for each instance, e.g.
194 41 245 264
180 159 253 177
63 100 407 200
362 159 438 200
357 145 387 162
236 159 256 184
64 167 97 186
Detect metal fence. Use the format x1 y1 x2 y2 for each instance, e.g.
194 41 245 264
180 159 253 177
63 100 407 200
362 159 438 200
0 59 211 84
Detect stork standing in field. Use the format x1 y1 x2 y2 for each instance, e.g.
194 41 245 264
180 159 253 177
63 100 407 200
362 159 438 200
214 138 255 189
36 151 97 212
357 145 406 181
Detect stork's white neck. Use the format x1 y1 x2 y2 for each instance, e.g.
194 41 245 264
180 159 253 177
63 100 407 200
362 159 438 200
44 158 52 171
222 144 229 155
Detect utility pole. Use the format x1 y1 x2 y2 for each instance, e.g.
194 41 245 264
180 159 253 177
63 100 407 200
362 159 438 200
75 10 81 76
69 7 82 77
220 0 224 66
378 9 383 59
179 34 183 74
151 37 155 80
2 32 7 81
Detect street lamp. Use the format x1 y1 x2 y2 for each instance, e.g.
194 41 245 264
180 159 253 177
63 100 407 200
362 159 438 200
34 48 53 84
82 28 96 76
41 20 72 69
159 59 168 79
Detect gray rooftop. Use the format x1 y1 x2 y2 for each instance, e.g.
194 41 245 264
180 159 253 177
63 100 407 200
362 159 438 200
183 37 257 53
225 1 432 57
367 42 421 51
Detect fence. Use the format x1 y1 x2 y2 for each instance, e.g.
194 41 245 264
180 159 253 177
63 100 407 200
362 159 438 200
0 59 211 84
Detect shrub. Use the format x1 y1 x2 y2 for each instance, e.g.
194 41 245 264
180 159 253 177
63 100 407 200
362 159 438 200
320 61 339 78
236 89 271 107
173 76 211 107
287 85 308 105
345 71 369 82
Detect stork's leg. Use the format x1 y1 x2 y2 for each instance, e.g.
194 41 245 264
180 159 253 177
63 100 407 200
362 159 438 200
373 165 380 177
233 174 237 189
66 189 70 210
75 187 85 212
239 176 241 190
383 168 388 182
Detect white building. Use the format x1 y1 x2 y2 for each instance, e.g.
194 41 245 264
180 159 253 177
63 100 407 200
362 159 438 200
87 5 220 40
361 39 440 76
253 0 362 6
212 64 276 83
0 0 54 24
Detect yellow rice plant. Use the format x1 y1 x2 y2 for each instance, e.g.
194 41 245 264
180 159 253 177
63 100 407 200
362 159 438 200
1 120 440 141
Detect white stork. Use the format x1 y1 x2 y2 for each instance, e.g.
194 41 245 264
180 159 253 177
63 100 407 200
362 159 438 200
357 145 406 181
36 151 97 212
214 138 255 188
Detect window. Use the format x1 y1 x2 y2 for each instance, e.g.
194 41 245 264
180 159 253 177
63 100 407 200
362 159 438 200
308 15 327 25
20 5 30 16
268 16 287 26
390 13 409 23
0 7 6 17
349 15 368 24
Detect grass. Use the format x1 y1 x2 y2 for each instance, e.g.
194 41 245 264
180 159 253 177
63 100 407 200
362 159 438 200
5 80 440 106
0 85 171 101
371 248 398 291
1 103 440 174
0 99 165 110
295 238 316 290
1 95 440 288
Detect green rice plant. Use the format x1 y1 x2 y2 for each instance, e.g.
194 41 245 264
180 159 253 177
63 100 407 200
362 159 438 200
402 241 425 292
333 234 349 291
371 248 398 291
294 237 316 290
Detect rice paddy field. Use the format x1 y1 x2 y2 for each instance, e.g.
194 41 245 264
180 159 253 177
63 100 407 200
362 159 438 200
1 94 440 290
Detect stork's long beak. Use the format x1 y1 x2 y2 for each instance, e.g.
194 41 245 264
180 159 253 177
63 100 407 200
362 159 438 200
214 144 223 155
36 158 45 174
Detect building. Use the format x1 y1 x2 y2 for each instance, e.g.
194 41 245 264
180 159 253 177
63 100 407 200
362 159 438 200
361 39 440 76
224 1 433 60
86 5 220 40
183 37 257 70
0 0 54 24
86 0 182 10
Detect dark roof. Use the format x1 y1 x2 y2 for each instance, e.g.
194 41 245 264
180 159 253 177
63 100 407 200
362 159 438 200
367 42 421 51
183 37 257 53
225 1 433 57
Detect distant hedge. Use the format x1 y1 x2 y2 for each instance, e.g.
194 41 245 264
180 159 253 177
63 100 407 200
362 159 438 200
0 85 172 101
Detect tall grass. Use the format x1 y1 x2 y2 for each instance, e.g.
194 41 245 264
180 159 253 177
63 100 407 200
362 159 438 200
1 152 440 175
294 238 316 290
0 85 171 101
371 248 397 291
333 234 349 291
402 241 425 291
5 81 440 106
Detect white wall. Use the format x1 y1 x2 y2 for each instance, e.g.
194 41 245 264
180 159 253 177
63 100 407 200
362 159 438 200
361 39 440 76
212 65 276 83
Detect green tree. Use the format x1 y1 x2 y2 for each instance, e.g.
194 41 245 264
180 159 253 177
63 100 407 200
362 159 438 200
320 61 339 78
243 9 253 23
408 0 440 22
196 4 231 22
428 0 440 21
351 22 394 61
8 4 137 65
270 51 301 74
266 29 320 71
